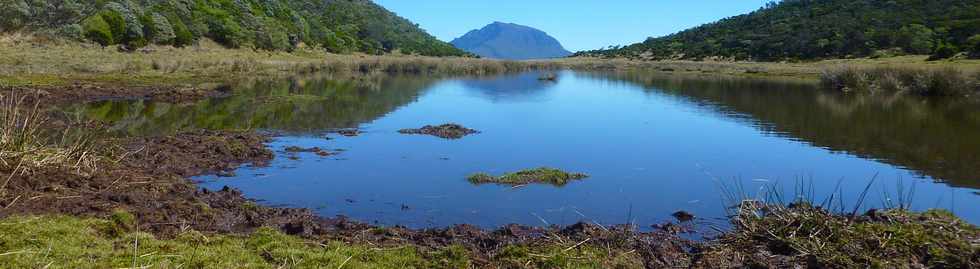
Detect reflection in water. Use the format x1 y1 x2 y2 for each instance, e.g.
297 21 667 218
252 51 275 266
64 71 980 229
586 71 980 189
66 75 439 136
459 71 558 102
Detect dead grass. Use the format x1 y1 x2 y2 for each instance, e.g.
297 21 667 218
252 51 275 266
0 90 101 197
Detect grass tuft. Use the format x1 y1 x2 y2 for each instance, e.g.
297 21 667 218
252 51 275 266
467 167 589 187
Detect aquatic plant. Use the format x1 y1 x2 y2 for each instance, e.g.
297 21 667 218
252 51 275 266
467 167 588 186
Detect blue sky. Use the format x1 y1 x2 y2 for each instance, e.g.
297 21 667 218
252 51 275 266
375 1 767 52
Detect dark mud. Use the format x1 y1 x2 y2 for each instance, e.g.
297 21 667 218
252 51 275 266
399 123 480 139
2 83 229 104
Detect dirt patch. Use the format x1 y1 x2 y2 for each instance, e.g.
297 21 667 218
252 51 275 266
2 83 229 105
399 123 479 139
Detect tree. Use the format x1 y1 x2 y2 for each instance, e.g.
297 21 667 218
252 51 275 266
897 24 935 54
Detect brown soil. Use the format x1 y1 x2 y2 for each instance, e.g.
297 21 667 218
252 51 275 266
1 83 229 104
399 123 480 139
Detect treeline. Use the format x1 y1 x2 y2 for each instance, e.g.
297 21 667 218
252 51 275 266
0 0 468 56
577 0 980 61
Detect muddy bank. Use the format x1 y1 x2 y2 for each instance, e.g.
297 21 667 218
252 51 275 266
1 83 229 104
0 128 695 267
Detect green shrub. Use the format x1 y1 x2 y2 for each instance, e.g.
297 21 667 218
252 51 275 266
171 18 194 47
82 15 114 46
207 17 246 48
967 35 980 59
99 10 126 43
58 24 85 40
929 42 959 60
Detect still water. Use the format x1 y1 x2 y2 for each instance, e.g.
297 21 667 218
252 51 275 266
69 71 980 230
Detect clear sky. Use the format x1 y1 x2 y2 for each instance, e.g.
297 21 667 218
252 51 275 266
375 1 767 52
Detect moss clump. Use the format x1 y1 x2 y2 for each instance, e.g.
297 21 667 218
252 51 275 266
0 215 446 268
467 167 589 186
721 203 980 268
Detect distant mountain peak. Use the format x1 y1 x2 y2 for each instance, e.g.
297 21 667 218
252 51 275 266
451 22 572 60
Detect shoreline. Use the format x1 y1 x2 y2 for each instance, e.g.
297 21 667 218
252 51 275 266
1 36 978 267
0 116 975 267
4 35 979 104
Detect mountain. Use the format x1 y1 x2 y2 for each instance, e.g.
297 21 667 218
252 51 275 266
0 0 467 56
576 0 980 61
450 22 572 60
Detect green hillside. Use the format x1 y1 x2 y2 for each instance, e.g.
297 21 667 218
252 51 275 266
576 0 980 61
0 0 468 56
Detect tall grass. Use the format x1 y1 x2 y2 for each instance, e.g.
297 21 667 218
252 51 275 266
821 66 980 96
714 177 978 267
0 90 101 196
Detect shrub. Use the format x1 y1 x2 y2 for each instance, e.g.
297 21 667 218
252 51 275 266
207 17 246 48
147 13 175 45
99 10 127 43
58 24 85 40
171 18 194 47
967 35 980 59
928 42 958 61
82 15 114 46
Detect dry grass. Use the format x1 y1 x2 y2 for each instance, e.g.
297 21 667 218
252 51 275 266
821 66 980 96
0 90 101 194
0 34 559 87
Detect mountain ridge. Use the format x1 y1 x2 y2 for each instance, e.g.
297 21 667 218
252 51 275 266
576 0 980 61
451 22 571 60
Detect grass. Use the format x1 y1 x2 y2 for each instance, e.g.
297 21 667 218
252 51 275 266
467 167 589 186
0 34 558 88
4 33 979 91
720 204 978 268
821 66 980 96
0 213 651 269
0 214 446 269
0 90 101 186
706 178 980 268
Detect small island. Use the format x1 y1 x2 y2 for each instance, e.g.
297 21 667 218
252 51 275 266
467 167 589 186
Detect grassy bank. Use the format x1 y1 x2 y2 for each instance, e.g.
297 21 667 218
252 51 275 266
0 34 557 88
1 206 975 268
4 34 979 90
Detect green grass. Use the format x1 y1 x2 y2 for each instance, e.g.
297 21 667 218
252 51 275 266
0 214 648 269
467 167 589 186
0 215 446 269
721 203 980 268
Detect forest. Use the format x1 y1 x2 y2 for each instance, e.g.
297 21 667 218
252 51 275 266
576 0 980 61
0 0 468 56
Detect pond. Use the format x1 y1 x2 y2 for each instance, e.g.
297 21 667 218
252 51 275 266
66 71 980 230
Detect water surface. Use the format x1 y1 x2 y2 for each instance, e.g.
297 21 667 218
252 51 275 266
68 71 980 230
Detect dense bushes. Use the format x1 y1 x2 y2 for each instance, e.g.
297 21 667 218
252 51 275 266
580 0 980 61
81 14 113 46
3 0 467 56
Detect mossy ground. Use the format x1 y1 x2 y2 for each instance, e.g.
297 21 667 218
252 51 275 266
468 167 589 186
0 215 444 268
0 215 650 269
